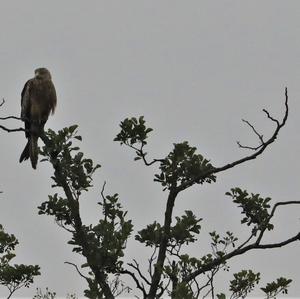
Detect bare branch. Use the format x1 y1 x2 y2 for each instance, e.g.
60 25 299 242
202 268 219 299
120 269 147 298
0 100 29 133
128 259 151 286
148 246 158 279
184 231 300 283
64 261 89 281
256 200 300 244
0 125 24 133
262 109 280 126
270 200 300 218
241 118 264 143
0 115 23 121
177 88 289 192
100 181 107 222
236 233 256 251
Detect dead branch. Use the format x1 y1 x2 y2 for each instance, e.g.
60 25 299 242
0 124 24 133
120 269 147 298
177 88 289 192
184 232 300 283
64 261 89 280
256 200 300 244
128 259 151 286
237 118 265 150
148 246 158 279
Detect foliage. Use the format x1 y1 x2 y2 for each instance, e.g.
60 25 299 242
38 126 133 298
33 287 77 299
0 91 292 298
33 288 57 299
0 225 40 299
216 274 292 299
114 116 153 148
229 270 260 299
33 109 296 298
0 78 294 298
136 210 202 247
155 141 216 190
261 277 292 298
226 188 274 235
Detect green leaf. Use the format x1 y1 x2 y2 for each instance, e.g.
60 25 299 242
74 136 82 141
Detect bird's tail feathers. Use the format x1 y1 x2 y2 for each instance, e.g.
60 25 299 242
19 141 30 163
29 136 38 169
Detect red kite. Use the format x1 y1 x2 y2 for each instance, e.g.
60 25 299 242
19 68 57 169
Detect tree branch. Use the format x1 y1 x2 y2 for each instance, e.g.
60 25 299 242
125 142 164 166
128 259 151 286
120 269 147 298
64 261 89 281
177 88 289 192
0 124 24 133
147 188 178 298
0 115 23 121
256 200 300 244
39 133 115 299
184 231 300 283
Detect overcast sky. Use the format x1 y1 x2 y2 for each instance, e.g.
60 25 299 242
0 1 300 298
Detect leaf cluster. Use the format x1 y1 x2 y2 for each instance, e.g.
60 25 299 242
217 272 292 299
114 116 153 148
38 126 133 296
154 142 216 190
135 210 201 247
226 188 274 234
0 225 40 296
172 282 195 299
71 193 133 273
40 125 100 194
229 269 260 298
261 277 292 298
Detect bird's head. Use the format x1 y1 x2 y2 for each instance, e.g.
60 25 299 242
34 68 52 80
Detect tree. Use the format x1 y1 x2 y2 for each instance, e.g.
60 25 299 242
0 88 299 298
0 224 40 299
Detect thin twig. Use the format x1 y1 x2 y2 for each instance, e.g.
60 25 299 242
100 181 107 222
177 87 289 192
0 125 24 133
148 246 157 279
184 231 300 283
256 200 300 244
242 119 264 143
262 109 280 126
64 261 89 280
120 269 147 298
0 115 23 121
124 141 164 166
128 259 151 286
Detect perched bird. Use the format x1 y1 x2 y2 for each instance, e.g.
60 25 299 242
19 68 57 169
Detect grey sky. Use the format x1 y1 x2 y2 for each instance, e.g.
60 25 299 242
0 1 299 297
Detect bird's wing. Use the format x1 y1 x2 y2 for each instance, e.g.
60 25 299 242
21 79 32 118
48 80 57 115
21 79 33 138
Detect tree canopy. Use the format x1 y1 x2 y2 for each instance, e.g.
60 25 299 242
0 89 299 298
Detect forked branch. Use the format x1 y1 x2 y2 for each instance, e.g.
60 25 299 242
184 198 300 283
177 88 289 192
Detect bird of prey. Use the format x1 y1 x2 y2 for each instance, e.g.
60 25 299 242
19 68 57 169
